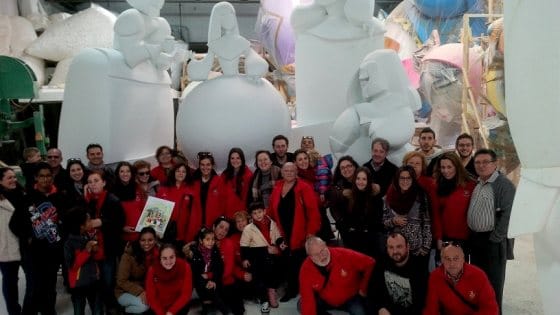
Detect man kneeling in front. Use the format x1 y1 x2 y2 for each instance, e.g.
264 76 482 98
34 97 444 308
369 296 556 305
299 237 375 315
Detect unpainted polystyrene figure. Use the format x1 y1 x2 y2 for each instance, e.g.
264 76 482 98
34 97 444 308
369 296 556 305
188 1 267 81
291 0 382 40
505 1 560 314
114 0 176 70
58 0 175 163
329 49 421 163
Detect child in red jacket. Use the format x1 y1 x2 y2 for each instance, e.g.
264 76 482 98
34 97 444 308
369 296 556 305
63 207 104 315
145 244 192 315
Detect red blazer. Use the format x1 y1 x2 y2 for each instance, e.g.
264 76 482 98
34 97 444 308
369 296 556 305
299 247 375 315
432 180 476 241
227 232 247 281
423 263 498 315
220 166 253 218
269 180 321 250
145 259 192 315
187 175 225 242
156 183 194 242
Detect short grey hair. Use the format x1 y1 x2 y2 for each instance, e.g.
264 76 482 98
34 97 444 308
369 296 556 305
305 236 326 254
371 137 390 151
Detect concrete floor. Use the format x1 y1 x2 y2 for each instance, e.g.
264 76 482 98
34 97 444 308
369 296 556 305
0 233 544 315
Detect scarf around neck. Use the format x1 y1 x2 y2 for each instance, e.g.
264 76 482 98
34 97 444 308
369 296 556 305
386 184 418 215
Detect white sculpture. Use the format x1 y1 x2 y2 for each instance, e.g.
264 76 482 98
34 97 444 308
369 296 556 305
505 1 560 314
291 0 384 125
25 5 116 87
187 1 268 81
177 1 290 170
58 0 175 163
0 15 45 85
329 49 421 163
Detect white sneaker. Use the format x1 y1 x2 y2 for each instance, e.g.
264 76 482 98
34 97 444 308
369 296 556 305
261 301 270 313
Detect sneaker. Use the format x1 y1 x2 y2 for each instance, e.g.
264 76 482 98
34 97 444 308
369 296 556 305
261 301 270 313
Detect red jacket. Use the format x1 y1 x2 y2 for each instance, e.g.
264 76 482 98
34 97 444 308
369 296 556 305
299 247 375 315
187 176 225 242
156 183 194 242
227 232 247 281
269 180 321 250
220 166 253 218
218 236 246 286
432 181 476 241
151 165 171 185
145 259 192 315
423 263 498 315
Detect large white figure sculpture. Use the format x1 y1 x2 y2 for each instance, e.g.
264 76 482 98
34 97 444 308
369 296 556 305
188 2 267 80
330 49 421 163
505 1 560 314
177 2 290 170
58 0 175 163
291 0 384 124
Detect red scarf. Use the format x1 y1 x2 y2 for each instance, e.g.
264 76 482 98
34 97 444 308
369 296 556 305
85 190 108 218
253 216 272 245
385 184 418 216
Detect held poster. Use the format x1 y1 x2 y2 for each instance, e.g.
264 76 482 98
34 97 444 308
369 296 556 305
135 196 175 238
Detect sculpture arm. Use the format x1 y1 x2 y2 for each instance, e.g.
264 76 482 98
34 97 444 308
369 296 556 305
114 10 160 68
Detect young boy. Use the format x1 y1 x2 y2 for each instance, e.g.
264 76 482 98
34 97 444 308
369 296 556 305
240 202 286 312
63 207 104 315
20 147 42 191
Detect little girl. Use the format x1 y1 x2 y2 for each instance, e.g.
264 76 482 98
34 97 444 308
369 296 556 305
189 228 228 314
240 202 286 312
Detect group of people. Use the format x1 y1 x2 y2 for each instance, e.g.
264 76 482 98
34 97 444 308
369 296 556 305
0 128 515 315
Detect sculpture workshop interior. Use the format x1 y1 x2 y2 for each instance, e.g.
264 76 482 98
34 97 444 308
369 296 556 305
1 0 555 314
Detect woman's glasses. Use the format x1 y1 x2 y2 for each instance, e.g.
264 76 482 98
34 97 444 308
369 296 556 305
137 171 150 176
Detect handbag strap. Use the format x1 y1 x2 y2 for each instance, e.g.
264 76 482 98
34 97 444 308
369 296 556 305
444 280 479 312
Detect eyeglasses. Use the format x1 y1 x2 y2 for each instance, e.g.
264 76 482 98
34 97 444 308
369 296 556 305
47 155 61 159
198 152 213 159
399 176 412 181
302 136 314 140
137 171 150 176
474 160 496 166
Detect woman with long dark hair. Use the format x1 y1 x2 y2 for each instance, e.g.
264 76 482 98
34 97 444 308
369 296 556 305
0 167 25 315
247 150 281 209
116 227 160 314
187 152 225 243
328 156 359 226
432 152 475 252
339 167 385 258
65 159 89 207
157 163 194 244
112 162 136 201
221 148 253 218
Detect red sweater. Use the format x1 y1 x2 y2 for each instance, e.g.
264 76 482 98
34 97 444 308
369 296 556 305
145 259 193 315
299 247 375 315
220 166 253 218
218 236 246 285
156 183 194 242
151 165 171 185
432 181 475 241
269 180 321 250
423 263 498 315
187 176 225 242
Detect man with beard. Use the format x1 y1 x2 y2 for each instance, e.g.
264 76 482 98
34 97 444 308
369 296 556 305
455 134 476 178
370 233 429 315
270 135 295 167
299 237 374 315
416 127 443 176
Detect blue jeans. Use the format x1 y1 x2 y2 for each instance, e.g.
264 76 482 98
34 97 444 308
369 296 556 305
0 261 21 315
117 293 149 314
300 294 368 315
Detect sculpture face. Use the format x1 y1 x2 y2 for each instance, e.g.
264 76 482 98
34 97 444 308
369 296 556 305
220 10 236 32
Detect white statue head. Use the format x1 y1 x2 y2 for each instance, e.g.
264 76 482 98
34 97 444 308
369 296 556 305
208 2 240 43
127 0 164 17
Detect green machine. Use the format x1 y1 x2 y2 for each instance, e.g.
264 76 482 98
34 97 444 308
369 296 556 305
0 55 48 156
